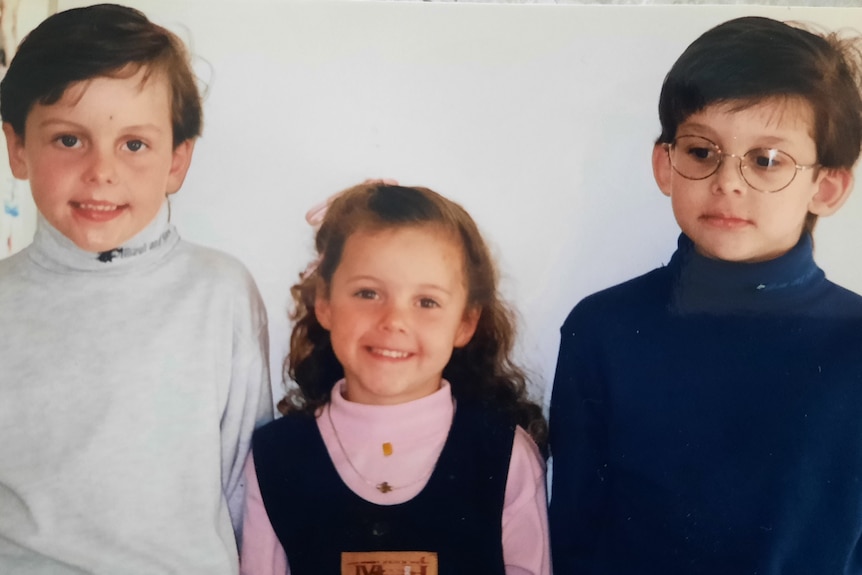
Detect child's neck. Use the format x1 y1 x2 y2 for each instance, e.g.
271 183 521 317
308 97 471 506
32 201 175 271
671 232 822 315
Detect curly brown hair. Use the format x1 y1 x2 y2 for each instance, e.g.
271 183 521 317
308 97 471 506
280 182 547 450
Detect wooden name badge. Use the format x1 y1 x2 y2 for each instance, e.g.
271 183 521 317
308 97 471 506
341 551 438 575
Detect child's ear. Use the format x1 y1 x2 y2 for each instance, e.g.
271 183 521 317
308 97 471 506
454 307 480 348
314 284 333 331
165 139 196 195
652 143 673 197
809 168 854 217
3 123 28 180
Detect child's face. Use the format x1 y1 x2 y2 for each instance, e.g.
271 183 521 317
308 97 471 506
2 68 194 252
315 225 479 406
653 98 851 263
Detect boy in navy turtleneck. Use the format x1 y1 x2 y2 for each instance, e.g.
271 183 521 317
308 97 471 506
549 17 862 575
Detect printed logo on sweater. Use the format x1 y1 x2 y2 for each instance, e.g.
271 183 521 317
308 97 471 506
341 551 438 575
96 229 172 263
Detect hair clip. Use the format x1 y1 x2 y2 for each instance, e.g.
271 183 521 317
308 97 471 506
304 179 399 227
300 258 320 282
301 179 400 282
300 192 342 281
304 197 332 227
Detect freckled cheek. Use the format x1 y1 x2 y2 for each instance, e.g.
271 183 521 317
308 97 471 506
340 315 373 345
122 159 155 177
33 156 77 186
29 174 67 206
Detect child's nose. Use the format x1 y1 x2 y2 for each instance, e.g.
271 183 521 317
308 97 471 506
378 301 408 333
711 154 747 195
84 147 117 185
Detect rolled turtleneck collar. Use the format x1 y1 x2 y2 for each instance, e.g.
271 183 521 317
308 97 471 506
668 233 825 315
328 379 453 444
28 201 179 274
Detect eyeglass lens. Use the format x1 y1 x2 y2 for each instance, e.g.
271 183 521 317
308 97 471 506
669 135 799 193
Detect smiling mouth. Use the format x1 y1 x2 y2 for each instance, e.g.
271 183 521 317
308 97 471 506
73 202 123 212
71 201 128 223
369 347 411 359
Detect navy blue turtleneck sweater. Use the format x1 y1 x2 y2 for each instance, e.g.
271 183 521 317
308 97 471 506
549 234 862 575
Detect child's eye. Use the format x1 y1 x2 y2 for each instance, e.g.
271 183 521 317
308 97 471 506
687 146 715 162
419 298 440 309
124 140 147 152
57 135 80 148
354 289 378 300
748 149 782 170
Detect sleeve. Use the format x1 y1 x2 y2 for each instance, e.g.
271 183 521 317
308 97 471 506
222 277 275 543
240 453 290 575
501 427 551 575
548 306 609 573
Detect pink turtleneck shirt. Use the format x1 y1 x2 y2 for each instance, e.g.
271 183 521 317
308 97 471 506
240 380 550 575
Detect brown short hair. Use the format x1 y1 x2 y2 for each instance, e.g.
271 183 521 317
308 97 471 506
0 3 202 147
657 16 862 170
656 17 862 234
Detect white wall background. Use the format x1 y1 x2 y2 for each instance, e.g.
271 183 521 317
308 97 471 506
21 1 862 405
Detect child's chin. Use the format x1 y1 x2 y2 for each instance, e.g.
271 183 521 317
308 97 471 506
72 230 133 254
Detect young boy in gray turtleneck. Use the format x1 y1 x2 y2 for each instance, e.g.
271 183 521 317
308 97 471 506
0 5 272 574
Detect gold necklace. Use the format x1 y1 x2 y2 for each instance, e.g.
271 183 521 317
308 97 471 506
326 404 435 494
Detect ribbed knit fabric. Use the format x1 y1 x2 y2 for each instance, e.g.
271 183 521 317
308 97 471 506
549 233 862 575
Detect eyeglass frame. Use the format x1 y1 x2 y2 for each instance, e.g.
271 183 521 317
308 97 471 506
662 135 820 193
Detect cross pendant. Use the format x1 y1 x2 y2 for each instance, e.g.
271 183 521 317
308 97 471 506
376 482 393 493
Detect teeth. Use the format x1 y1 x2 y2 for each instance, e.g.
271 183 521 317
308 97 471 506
77 203 118 211
373 348 410 359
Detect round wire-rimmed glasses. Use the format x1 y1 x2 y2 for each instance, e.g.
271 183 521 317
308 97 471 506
664 135 819 193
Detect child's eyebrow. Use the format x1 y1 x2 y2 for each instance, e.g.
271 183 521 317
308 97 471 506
35 118 165 134
750 135 795 147
416 284 453 296
678 123 796 147
35 118 83 130
676 121 715 135
345 275 454 296
118 123 167 135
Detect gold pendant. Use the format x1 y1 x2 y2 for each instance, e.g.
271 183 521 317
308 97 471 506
382 442 393 456
376 481 393 493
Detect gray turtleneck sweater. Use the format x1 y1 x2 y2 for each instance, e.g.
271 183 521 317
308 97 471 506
0 204 273 574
